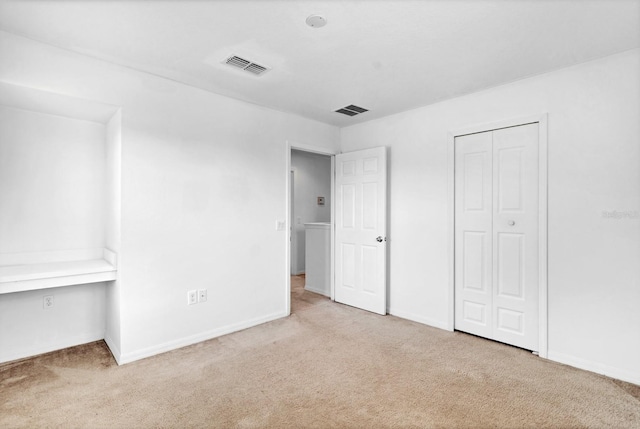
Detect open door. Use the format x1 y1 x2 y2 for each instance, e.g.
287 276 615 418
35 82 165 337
334 147 387 315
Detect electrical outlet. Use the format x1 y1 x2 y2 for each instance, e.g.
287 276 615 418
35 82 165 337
43 295 54 309
187 290 197 305
198 289 207 303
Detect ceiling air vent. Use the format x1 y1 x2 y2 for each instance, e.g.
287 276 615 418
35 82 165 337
245 63 267 75
224 55 269 76
335 104 369 117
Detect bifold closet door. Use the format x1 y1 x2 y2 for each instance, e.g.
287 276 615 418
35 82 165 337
455 123 539 351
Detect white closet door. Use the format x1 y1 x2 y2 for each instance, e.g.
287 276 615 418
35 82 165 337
491 124 539 350
455 131 494 339
455 123 539 351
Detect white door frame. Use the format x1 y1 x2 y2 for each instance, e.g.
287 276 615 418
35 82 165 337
447 114 548 358
285 141 337 316
290 168 297 275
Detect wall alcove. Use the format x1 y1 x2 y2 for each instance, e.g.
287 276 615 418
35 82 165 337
0 82 122 363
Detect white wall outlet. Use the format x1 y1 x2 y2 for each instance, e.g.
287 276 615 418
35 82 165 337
276 220 286 231
187 290 197 305
43 295 54 309
198 289 207 303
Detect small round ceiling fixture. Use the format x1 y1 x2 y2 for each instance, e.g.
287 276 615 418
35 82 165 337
306 14 327 28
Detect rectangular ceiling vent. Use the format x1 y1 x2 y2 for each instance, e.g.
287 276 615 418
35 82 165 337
224 55 269 76
335 104 369 116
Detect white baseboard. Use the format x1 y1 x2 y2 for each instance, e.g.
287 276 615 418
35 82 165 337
304 285 330 297
0 330 105 364
388 307 451 331
117 311 288 365
103 333 122 365
386 311 639 385
547 350 640 385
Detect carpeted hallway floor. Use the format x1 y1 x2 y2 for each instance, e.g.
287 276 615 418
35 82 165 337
1 274 639 428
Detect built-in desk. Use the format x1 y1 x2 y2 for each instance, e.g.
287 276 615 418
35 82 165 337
0 248 117 294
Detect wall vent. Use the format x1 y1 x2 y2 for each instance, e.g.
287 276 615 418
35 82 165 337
224 55 269 76
335 104 369 116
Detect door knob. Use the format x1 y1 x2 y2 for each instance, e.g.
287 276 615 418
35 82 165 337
508 220 515 226
376 236 384 242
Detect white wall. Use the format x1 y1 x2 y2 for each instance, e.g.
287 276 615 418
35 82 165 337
0 31 339 363
340 49 640 384
0 284 106 362
291 150 332 274
0 105 108 361
0 106 105 253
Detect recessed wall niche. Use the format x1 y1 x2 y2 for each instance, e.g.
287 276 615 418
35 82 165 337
0 82 121 363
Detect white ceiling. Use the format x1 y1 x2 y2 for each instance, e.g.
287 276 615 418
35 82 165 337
0 1 638 127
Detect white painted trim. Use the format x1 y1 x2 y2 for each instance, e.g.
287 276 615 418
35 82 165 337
537 115 549 359
117 311 288 365
285 143 292 317
289 168 296 277
388 308 450 331
385 148 390 313
289 142 338 156
104 333 122 365
446 133 455 332
0 331 105 364
547 351 640 386
304 285 331 298
447 113 549 356
330 155 336 301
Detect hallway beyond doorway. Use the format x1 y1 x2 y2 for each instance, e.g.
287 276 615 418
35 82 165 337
290 274 329 314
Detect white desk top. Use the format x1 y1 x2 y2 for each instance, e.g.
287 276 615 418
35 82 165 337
0 258 117 294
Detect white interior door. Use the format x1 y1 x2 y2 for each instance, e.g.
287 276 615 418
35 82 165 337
455 123 539 351
335 147 387 315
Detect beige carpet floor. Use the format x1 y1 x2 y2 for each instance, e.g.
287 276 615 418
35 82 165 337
1 275 639 428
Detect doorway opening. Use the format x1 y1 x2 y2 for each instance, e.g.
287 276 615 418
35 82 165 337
285 144 389 317
286 144 335 316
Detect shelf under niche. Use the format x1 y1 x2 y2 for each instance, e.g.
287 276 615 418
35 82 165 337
0 248 117 294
